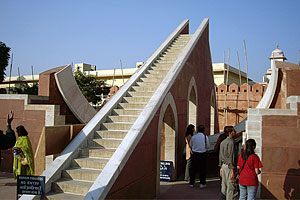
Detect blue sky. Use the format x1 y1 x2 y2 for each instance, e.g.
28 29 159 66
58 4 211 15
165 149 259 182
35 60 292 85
1 0 299 82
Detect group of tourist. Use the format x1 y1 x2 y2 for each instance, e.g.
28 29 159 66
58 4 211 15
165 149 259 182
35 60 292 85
0 111 34 179
184 124 263 200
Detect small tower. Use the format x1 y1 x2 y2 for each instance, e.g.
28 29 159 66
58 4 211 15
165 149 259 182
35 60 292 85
264 44 287 82
269 43 287 62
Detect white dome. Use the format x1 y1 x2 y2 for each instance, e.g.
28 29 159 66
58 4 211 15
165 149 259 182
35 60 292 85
269 44 287 60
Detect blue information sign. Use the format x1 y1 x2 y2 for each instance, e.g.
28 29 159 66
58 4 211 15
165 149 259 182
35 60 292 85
160 161 173 182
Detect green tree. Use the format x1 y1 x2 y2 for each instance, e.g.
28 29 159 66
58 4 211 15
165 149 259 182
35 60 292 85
0 42 11 83
11 82 38 95
74 70 109 105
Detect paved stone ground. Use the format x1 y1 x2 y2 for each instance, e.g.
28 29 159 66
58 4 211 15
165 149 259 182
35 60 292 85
1 172 222 200
0 172 17 200
157 178 221 199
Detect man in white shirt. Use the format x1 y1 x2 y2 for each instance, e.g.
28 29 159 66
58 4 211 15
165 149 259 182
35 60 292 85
189 125 210 188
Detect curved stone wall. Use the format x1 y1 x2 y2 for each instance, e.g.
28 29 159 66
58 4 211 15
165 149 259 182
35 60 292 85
54 65 97 124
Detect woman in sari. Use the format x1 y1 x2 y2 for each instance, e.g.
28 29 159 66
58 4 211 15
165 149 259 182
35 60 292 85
13 125 34 179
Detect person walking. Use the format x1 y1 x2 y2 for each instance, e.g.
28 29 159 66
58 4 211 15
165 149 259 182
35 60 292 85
219 126 237 200
189 125 210 188
237 139 262 200
0 111 16 166
184 124 195 181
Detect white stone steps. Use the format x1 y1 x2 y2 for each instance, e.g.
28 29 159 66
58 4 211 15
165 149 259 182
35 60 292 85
88 138 122 148
118 102 147 109
142 72 167 79
95 130 128 139
145 69 169 75
130 86 156 93
107 115 138 123
127 91 154 97
101 122 133 130
52 179 93 196
46 191 85 200
140 77 163 82
157 57 179 61
80 147 116 158
112 108 143 116
72 157 109 169
123 96 151 103
135 81 160 87
62 168 101 182
155 60 176 64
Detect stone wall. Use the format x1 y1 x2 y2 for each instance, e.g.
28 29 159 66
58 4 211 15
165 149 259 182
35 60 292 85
216 82 267 131
0 66 80 172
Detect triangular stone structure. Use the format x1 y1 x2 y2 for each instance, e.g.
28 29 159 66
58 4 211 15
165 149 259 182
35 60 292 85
20 19 217 200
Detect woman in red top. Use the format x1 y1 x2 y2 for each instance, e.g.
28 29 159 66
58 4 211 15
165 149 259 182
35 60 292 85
237 139 263 200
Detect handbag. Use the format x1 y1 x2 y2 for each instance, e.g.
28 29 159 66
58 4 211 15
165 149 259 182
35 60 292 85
21 157 28 166
235 154 248 184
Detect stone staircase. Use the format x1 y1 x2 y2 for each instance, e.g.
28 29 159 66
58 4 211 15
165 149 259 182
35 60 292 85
45 34 193 199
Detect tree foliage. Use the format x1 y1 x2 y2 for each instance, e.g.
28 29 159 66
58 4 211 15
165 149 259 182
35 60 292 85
0 42 11 83
11 82 39 95
74 70 109 105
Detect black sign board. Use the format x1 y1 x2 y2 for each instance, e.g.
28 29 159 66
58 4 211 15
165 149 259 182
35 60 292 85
160 161 173 182
17 175 45 196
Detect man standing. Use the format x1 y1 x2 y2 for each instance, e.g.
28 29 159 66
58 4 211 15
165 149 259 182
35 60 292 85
189 125 210 188
219 126 237 199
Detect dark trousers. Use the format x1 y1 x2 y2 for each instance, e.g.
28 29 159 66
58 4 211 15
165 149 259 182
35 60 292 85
189 152 207 185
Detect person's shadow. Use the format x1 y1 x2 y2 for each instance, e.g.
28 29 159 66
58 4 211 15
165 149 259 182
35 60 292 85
284 160 300 199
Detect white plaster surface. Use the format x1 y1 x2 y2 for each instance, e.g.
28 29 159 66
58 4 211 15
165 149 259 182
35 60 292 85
54 65 97 124
256 60 278 109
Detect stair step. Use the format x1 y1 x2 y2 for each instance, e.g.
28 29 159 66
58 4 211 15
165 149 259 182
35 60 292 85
72 157 109 169
140 77 163 83
101 122 133 130
143 73 166 79
135 81 160 87
146 68 169 74
80 147 116 158
118 102 147 109
127 91 154 97
112 108 142 116
62 168 101 182
46 191 85 200
88 138 122 148
107 115 138 123
123 96 151 103
52 179 93 196
95 130 128 139
157 57 178 61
